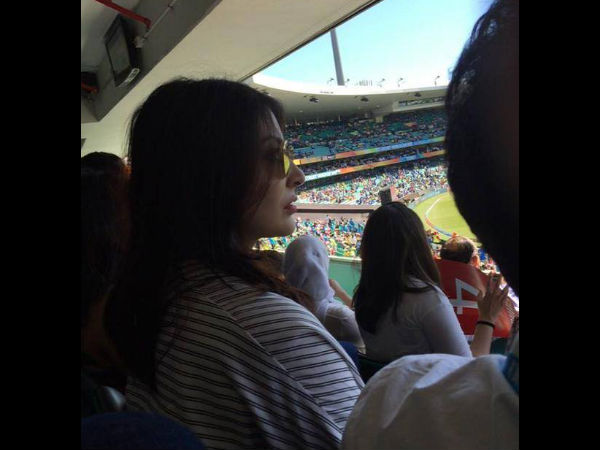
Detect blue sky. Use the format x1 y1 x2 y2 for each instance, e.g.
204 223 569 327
262 0 493 88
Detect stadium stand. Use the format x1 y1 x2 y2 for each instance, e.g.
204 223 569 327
258 215 500 274
259 216 366 257
300 144 442 176
81 0 518 448
288 107 446 158
298 157 448 205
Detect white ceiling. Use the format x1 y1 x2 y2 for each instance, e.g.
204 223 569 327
81 0 381 156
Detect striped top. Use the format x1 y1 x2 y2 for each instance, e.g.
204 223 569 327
126 262 364 450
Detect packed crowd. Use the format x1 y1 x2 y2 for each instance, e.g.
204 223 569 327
299 144 442 176
287 108 446 158
397 96 445 107
258 216 500 275
259 216 366 257
298 157 448 204
81 2 518 448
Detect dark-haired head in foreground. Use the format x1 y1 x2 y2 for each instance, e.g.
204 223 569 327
81 152 130 385
445 0 518 294
81 152 130 328
104 78 309 387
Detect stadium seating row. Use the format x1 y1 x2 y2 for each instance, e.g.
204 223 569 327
288 107 446 157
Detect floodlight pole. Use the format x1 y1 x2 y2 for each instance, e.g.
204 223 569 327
330 29 345 86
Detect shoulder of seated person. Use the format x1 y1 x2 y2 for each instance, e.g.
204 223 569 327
404 278 447 300
370 353 507 392
254 291 322 316
173 267 270 297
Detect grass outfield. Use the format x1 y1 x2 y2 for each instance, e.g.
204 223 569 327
413 191 478 243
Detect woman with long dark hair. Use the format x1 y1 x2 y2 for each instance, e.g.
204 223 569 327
81 152 129 396
104 78 363 450
354 201 498 362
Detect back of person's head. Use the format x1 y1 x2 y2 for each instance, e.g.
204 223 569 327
283 235 334 308
105 78 309 387
440 236 477 265
81 152 130 328
445 0 519 294
354 202 440 333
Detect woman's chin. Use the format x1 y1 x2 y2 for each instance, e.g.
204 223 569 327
283 218 297 236
268 221 296 238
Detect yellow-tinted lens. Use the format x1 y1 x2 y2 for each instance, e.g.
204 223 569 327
283 152 290 176
281 140 291 176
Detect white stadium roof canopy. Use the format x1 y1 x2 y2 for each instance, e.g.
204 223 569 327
247 73 446 123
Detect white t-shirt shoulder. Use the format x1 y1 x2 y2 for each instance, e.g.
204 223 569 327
360 278 471 362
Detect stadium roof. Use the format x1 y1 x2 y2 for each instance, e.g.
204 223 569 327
247 73 446 123
81 0 381 156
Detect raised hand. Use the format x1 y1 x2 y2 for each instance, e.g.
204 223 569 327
476 273 509 324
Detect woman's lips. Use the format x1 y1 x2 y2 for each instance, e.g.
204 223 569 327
284 203 298 213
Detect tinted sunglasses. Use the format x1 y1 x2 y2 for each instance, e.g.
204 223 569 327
280 140 294 177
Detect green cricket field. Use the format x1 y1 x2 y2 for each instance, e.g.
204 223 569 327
413 191 478 243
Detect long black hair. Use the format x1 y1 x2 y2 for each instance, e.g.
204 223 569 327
445 0 519 294
104 78 311 387
81 152 130 328
353 201 441 334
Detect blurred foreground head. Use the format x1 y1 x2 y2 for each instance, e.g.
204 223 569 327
445 0 519 294
81 152 130 328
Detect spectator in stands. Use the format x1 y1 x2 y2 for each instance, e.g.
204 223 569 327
283 235 365 352
353 201 505 363
104 78 363 450
81 152 129 399
437 235 516 353
439 235 480 268
341 1 518 448
439 236 518 322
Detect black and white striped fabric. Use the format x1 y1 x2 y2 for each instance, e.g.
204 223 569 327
126 263 364 450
